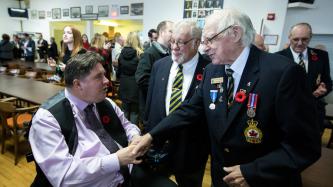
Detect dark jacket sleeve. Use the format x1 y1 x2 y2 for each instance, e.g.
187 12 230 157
241 64 321 186
319 50 332 98
135 51 155 89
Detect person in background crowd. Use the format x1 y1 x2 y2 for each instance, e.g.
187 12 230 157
112 32 124 70
117 32 143 126
82 34 90 50
48 37 59 62
276 22 332 132
135 20 174 123
11 34 23 59
0 33 14 62
29 51 142 187
89 33 112 81
48 25 83 79
37 33 49 62
253 34 267 52
133 9 321 187
22 33 36 62
132 20 210 187
143 29 158 50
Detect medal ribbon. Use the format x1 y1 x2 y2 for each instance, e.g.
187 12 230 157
247 93 258 112
210 90 218 103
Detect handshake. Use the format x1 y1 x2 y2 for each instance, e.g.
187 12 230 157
115 134 153 166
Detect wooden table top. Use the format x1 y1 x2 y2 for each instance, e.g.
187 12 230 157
302 147 333 187
0 74 63 105
1 60 54 72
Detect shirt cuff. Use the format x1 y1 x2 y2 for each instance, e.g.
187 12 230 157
100 153 120 174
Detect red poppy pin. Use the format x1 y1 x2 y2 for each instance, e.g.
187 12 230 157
310 50 319 61
196 73 203 81
102 115 110 124
235 90 247 103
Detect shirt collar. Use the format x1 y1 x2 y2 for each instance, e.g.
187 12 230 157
228 46 250 76
290 47 308 61
65 88 90 111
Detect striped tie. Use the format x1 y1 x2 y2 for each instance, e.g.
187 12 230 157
226 68 234 108
169 64 183 114
298 53 305 69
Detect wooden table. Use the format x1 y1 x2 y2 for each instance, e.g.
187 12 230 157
0 74 63 105
302 147 333 187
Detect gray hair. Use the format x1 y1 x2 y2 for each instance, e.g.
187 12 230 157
172 20 202 40
64 51 103 87
206 9 256 47
289 22 312 38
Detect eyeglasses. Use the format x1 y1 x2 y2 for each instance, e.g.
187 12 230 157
170 38 194 47
201 25 234 45
291 37 310 43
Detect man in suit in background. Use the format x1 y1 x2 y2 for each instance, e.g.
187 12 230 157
133 9 321 187
135 21 174 123
133 20 210 187
277 22 332 131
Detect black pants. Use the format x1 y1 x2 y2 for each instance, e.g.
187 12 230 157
131 162 206 187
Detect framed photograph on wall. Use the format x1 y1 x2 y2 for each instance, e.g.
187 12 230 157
264 34 279 45
47 11 52 17
120 6 129 15
52 8 61 19
70 7 81 18
85 5 93 14
38 10 45 19
130 3 143 16
63 9 69 17
98 5 109 17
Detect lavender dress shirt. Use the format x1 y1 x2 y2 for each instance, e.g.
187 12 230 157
29 89 140 187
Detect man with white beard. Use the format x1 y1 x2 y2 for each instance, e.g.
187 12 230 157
131 20 210 187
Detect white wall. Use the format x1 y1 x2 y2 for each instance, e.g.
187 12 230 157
224 0 288 52
281 0 333 50
0 0 22 37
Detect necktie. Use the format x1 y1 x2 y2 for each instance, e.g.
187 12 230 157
298 53 305 69
84 104 130 186
169 64 183 114
226 68 234 108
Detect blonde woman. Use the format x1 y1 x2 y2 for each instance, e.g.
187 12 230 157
118 32 143 125
88 33 112 80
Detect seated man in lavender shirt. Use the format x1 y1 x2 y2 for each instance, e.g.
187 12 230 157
29 51 142 187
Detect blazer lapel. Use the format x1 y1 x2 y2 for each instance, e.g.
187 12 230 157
185 54 207 99
160 59 173 116
220 46 260 138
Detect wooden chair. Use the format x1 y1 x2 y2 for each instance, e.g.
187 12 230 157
0 97 39 165
324 119 333 148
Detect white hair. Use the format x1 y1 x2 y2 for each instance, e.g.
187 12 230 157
206 9 256 47
172 20 202 40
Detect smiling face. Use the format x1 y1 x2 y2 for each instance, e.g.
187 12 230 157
76 63 109 103
171 28 199 64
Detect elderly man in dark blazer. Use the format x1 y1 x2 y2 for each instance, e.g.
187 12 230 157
133 9 321 187
132 20 210 187
277 22 332 131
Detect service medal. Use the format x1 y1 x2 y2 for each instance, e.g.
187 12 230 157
244 119 263 144
209 90 218 110
247 93 258 118
247 108 256 118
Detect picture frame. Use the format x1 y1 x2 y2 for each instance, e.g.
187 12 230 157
38 10 45 19
264 34 279 45
98 5 109 17
47 11 52 18
52 8 61 19
63 9 69 17
30 9 37 19
85 5 93 14
70 7 81 18
130 3 144 16
120 6 129 15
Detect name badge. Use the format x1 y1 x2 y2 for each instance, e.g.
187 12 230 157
211 77 224 84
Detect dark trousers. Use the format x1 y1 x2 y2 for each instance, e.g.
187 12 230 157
131 162 206 187
122 101 139 125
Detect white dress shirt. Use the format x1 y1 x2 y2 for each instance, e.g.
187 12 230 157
290 47 308 73
165 53 199 116
29 89 140 187
228 46 250 97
